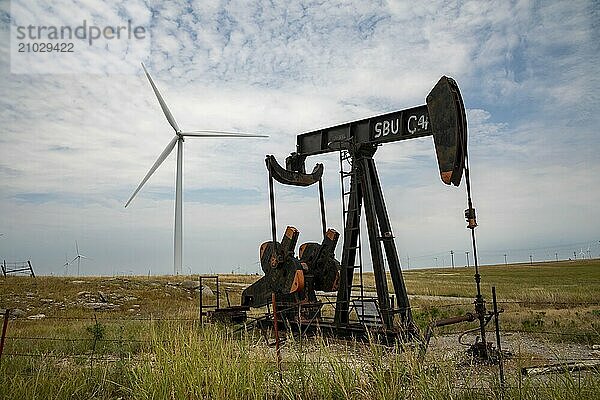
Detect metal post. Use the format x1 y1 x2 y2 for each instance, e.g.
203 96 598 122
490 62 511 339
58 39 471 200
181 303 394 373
465 251 470 268
472 235 487 359
216 275 220 309
90 313 99 370
199 276 203 326
272 293 282 374
318 178 327 238
0 309 9 363
492 287 505 387
267 164 277 249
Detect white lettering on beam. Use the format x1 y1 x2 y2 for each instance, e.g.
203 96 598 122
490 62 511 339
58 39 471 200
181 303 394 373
373 118 400 138
407 114 429 135
407 115 417 134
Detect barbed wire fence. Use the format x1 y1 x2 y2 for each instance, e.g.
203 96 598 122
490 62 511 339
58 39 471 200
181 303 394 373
1 306 598 366
0 307 598 400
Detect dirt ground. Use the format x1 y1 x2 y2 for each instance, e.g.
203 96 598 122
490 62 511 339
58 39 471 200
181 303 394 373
428 330 600 368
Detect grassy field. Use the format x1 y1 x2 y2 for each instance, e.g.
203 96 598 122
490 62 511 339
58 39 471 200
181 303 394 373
401 259 599 303
0 259 599 399
400 259 600 343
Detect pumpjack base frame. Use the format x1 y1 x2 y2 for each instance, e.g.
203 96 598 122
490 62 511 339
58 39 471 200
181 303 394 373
207 306 250 324
255 317 418 345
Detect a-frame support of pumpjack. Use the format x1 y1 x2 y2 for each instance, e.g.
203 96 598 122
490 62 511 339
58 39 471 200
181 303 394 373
334 145 412 331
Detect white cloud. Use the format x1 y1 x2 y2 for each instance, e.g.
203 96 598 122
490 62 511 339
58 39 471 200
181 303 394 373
0 0 598 274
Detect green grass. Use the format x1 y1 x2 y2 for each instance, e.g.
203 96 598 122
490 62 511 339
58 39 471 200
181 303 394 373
400 260 600 343
401 259 600 304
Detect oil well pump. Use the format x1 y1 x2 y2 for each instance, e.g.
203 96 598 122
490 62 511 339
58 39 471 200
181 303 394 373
212 76 497 353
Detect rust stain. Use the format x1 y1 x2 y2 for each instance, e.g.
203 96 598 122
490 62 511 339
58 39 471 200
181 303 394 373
441 171 452 184
290 270 305 293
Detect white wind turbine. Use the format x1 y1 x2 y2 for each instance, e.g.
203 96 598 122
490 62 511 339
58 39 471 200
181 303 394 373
70 241 88 276
586 244 592 259
125 63 268 275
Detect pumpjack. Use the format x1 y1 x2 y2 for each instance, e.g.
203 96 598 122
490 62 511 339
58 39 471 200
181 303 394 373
212 77 497 352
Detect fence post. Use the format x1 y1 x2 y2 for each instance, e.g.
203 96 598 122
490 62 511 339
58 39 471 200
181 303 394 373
199 276 203 326
0 309 11 363
272 292 282 378
492 286 505 389
216 275 220 309
28 260 35 277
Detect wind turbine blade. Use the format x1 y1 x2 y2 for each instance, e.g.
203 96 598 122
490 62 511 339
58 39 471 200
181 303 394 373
125 136 178 207
76 240 79 255
70 256 79 263
79 255 88 259
181 130 268 138
141 63 180 133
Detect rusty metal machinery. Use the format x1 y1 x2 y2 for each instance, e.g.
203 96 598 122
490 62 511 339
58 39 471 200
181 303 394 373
257 76 467 333
213 77 501 356
241 226 340 311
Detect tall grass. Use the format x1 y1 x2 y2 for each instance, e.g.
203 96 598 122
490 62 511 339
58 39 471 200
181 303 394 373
2 322 599 399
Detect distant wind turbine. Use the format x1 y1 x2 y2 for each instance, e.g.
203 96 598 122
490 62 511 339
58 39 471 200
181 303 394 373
586 244 592 259
70 241 88 276
125 63 268 275
63 253 70 276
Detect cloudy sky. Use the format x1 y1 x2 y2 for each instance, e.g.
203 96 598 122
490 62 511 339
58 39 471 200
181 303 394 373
1 0 598 276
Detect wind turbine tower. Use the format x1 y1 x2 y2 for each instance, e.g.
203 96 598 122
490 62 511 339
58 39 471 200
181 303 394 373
70 241 88 276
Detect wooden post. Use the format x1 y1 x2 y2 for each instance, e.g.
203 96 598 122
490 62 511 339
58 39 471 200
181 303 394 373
0 309 10 362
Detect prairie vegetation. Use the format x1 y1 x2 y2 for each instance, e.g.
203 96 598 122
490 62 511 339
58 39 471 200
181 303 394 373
0 259 599 399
